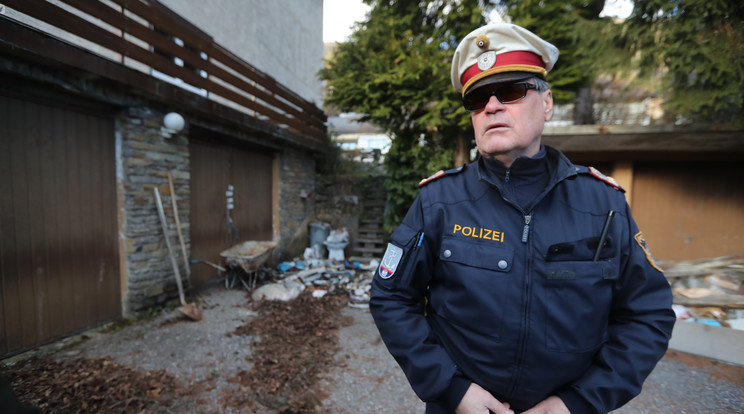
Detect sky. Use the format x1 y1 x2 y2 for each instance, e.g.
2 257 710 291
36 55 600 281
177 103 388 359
323 0 371 43
323 0 634 43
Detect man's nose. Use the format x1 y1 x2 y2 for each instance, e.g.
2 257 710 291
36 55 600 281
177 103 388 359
484 95 506 112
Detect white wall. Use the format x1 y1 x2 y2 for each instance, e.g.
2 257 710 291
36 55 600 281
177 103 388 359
160 0 324 105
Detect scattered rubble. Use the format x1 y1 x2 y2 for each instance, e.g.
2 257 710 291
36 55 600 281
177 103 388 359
249 257 378 309
251 280 306 302
662 254 744 330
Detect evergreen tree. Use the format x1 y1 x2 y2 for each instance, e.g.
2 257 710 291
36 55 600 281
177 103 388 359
320 0 490 232
499 1 630 123
623 0 744 125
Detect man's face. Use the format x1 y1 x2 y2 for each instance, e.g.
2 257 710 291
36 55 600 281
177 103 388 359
470 79 553 166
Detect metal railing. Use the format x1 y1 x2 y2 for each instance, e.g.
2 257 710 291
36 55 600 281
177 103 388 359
2 0 327 142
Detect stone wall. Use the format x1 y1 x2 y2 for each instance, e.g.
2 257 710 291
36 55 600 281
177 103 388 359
277 148 318 260
117 107 192 313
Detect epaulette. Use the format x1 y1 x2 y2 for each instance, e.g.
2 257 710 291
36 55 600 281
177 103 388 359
585 166 624 192
419 164 466 187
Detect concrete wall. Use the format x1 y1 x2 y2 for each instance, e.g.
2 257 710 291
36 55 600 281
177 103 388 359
159 0 324 105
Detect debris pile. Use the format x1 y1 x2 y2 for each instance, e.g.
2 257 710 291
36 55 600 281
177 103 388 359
250 257 379 308
663 255 744 330
221 222 380 306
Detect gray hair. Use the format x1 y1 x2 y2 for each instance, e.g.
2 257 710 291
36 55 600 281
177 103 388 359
534 77 551 92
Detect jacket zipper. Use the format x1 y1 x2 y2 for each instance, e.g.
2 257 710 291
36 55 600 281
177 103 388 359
521 214 531 243
509 212 534 399
476 154 579 399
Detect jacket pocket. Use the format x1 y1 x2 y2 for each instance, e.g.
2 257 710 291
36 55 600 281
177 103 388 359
543 261 614 352
438 237 514 272
431 237 515 337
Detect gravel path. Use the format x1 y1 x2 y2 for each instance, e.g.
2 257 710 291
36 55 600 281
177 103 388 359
613 351 744 413
321 307 744 414
318 306 424 413
9 285 744 413
51 287 260 413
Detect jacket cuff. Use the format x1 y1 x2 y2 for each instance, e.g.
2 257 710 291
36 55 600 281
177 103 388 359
440 375 471 411
556 389 595 414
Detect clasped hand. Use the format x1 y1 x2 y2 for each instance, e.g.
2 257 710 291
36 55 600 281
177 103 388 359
456 383 570 414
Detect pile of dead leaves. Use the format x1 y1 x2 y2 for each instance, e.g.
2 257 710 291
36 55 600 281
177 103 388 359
228 290 352 413
3 356 192 413
2 289 353 413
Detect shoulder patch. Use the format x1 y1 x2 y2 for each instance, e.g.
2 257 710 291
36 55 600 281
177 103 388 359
378 243 403 279
418 164 466 187
588 166 624 191
634 232 664 273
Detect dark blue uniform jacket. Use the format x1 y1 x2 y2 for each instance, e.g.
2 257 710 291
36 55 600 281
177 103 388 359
370 146 675 413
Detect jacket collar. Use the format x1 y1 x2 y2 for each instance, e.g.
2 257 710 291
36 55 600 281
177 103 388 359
476 145 577 184
474 145 580 211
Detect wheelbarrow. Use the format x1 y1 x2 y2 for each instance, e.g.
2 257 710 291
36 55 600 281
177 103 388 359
220 240 277 290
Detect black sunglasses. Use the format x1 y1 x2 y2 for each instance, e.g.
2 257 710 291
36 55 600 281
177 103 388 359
463 82 538 112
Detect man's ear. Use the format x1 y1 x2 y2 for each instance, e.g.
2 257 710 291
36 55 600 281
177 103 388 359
543 89 554 122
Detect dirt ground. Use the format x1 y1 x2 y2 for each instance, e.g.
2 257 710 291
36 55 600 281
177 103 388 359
2 285 743 413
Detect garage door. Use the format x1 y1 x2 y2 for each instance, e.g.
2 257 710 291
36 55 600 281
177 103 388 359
190 137 275 286
632 161 744 261
0 93 120 356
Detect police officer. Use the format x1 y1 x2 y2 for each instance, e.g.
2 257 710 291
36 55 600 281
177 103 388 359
370 23 675 414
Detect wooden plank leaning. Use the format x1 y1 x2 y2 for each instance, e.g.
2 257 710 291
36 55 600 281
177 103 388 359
167 172 191 282
154 187 202 321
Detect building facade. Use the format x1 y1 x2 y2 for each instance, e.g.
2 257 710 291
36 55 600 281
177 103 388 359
0 0 326 356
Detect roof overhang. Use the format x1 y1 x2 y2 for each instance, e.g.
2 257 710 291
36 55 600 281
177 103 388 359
542 124 744 162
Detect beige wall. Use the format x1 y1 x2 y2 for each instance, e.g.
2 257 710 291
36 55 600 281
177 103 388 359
3 0 324 105
160 0 324 105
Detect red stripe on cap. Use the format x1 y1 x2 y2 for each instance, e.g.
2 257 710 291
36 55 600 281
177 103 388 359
461 51 546 87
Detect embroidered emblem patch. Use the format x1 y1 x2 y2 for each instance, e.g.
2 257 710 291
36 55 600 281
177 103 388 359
477 51 497 71
634 232 664 273
378 243 403 279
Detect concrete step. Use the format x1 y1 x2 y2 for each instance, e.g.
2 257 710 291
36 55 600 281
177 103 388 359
354 246 385 255
358 226 384 234
360 218 383 225
356 236 384 244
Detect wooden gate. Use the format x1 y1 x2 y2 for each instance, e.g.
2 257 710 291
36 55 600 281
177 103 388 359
0 93 120 356
189 137 275 286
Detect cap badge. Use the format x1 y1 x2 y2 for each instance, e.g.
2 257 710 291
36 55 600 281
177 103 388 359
477 51 496 71
475 34 489 49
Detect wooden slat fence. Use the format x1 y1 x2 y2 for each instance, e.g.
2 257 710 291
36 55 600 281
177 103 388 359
2 0 327 141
